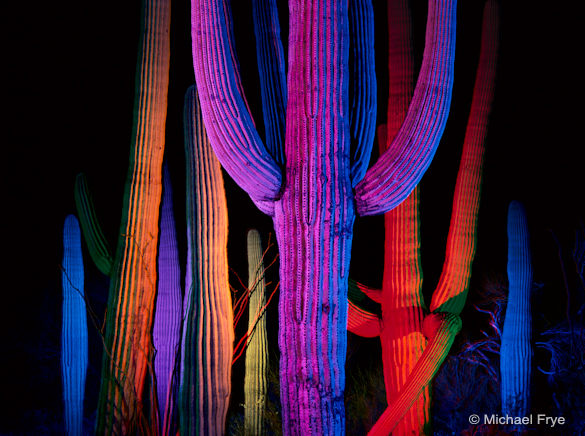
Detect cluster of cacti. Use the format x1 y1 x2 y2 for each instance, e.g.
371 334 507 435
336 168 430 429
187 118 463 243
153 163 183 435
190 0 457 431
500 201 533 425
347 0 499 433
179 84 233 436
61 215 89 436
244 229 269 436
95 0 171 431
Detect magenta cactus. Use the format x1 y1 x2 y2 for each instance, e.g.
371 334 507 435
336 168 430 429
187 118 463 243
190 0 457 432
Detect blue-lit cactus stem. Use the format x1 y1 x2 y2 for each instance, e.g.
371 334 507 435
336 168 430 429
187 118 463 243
61 215 89 436
153 162 182 436
500 201 533 427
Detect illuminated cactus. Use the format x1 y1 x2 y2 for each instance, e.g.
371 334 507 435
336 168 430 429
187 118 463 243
244 229 269 436
153 163 182 436
95 0 171 432
61 214 88 436
74 173 113 276
191 0 456 432
348 1 500 433
179 84 233 436
500 201 533 424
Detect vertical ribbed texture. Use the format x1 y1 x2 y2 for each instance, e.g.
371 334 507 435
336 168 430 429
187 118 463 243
379 1 428 432
274 1 353 434
348 0 376 186
252 0 287 167
191 0 459 433
430 0 500 314
180 84 233 436
74 173 113 275
500 201 532 424
368 313 462 435
354 0 457 216
96 0 170 432
61 215 88 436
153 163 182 436
244 229 269 436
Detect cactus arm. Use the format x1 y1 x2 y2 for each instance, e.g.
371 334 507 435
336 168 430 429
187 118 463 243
429 0 500 314
61 215 88 436
179 84 233 436
95 0 170 431
244 229 269 436
500 201 533 422
349 278 383 304
191 0 282 205
152 163 182 436
74 173 113 275
252 0 287 167
347 300 381 338
348 0 377 186
367 313 462 435
354 0 457 217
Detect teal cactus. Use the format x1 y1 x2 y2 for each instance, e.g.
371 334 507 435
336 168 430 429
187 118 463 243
61 214 88 436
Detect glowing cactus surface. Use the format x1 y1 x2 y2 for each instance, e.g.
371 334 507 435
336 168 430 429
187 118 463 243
348 1 500 433
61 215 88 436
500 201 533 424
153 163 182 435
244 229 269 436
179 84 233 436
191 0 456 432
95 0 170 431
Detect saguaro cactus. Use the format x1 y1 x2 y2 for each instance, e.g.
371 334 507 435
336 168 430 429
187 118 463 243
153 163 183 435
500 201 533 424
244 229 269 436
95 0 171 432
348 1 500 433
191 0 457 432
61 214 88 436
179 84 233 436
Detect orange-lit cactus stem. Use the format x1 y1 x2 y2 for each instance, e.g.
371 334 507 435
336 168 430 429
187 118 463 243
244 229 269 436
95 0 171 432
179 84 233 436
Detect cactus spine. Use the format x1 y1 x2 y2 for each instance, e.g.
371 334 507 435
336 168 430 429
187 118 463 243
500 201 533 425
179 84 233 436
244 229 269 436
61 215 88 436
95 0 171 431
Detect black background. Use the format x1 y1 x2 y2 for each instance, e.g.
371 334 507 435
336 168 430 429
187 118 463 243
4 0 584 433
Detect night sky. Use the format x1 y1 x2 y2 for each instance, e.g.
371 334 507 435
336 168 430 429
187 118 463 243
4 0 584 433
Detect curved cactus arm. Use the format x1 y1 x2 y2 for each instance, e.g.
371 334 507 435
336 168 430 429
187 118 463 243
244 229 269 436
74 173 113 275
349 278 383 304
348 0 376 186
252 0 287 167
500 200 533 421
429 0 500 314
367 313 462 436
347 301 381 338
61 215 88 436
191 0 282 205
354 0 457 217
152 163 182 436
179 84 233 436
